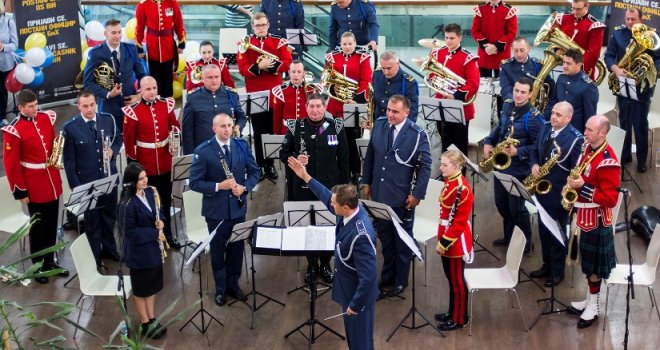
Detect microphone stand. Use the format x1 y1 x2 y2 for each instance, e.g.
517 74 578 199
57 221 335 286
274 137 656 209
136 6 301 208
618 187 634 350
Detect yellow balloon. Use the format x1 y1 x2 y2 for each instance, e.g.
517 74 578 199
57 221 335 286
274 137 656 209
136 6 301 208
126 18 138 40
172 81 183 99
177 72 185 85
25 33 47 51
80 40 88 56
176 54 185 73
80 58 87 71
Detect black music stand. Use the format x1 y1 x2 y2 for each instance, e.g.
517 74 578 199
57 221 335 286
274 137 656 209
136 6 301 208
615 76 643 193
447 144 499 260
261 134 285 184
283 200 335 295
358 200 444 339
180 224 222 339
342 103 367 129
171 155 193 240
239 90 270 151
492 171 545 291
419 96 465 152
286 29 319 62
227 218 286 329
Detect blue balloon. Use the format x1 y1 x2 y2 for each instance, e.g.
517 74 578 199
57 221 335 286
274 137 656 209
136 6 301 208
15 48 25 59
27 68 44 87
140 58 149 75
41 48 54 68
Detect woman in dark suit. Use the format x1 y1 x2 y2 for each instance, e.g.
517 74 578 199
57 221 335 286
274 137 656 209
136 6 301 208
119 162 167 339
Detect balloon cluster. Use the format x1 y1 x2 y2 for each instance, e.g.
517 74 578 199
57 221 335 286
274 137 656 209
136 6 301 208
5 33 54 93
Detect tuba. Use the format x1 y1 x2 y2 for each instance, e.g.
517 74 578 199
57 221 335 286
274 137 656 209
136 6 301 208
608 23 660 96
479 120 519 173
168 126 181 156
527 50 562 113
237 36 280 64
93 62 118 90
523 140 561 195
321 63 359 103
47 131 65 169
420 53 475 105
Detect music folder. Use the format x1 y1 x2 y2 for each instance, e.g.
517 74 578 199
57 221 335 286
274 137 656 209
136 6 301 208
252 225 335 256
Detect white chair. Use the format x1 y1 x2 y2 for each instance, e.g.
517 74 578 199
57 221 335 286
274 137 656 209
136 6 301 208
411 179 444 286
468 92 494 165
464 227 528 336
603 224 660 330
179 190 206 275
608 125 626 161
70 233 132 338
647 97 660 168
0 176 31 235
596 80 618 117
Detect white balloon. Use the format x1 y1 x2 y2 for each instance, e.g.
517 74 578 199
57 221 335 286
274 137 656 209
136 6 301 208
15 63 36 84
186 52 201 62
121 28 131 43
25 47 47 67
83 47 92 60
182 40 200 60
84 21 105 41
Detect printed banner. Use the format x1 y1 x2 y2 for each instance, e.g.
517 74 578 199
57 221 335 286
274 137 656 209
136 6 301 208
609 0 660 30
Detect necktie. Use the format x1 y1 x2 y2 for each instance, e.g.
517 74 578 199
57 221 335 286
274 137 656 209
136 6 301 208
223 144 231 164
543 130 555 157
336 220 345 235
111 50 120 70
388 125 395 150
87 120 96 134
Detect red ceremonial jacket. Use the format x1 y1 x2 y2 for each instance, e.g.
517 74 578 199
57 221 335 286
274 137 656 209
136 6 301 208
1 111 62 203
431 46 480 120
324 50 373 119
236 34 293 93
123 97 180 176
471 1 518 70
556 12 605 79
271 82 321 135
135 0 186 63
574 142 620 231
437 173 474 258
185 57 235 93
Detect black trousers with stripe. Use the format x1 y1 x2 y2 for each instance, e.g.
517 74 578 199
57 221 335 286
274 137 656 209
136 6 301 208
441 255 468 325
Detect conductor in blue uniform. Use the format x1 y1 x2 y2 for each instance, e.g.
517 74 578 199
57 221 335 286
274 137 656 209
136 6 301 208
543 48 598 133
362 95 432 297
372 51 419 122
189 113 260 306
83 19 146 133
286 156 378 350
183 65 246 155
63 90 121 266
329 0 379 51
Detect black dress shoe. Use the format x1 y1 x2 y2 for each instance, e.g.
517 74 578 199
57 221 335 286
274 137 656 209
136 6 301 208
388 285 406 296
529 268 550 279
214 294 227 306
637 165 647 173
265 165 278 180
320 265 333 283
544 275 564 288
378 278 395 289
46 263 70 277
376 290 389 301
227 288 248 301
149 319 167 337
166 236 183 250
434 312 451 322
304 264 318 284
350 174 362 185
493 238 510 246
567 306 583 316
35 276 49 284
101 250 121 262
258 167 266 181
577 315 598 329
437 320 465 331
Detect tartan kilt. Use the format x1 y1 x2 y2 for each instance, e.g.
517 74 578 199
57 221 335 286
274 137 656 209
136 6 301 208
579 224 617 279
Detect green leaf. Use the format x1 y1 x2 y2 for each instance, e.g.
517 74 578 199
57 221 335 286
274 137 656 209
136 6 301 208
62 317 104 341
0 217 34 256
12 242 68 265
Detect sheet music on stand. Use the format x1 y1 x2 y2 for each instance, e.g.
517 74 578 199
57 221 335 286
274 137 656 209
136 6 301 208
228 217 259 244
342 103 367 128
447 144 488 182
492 171 533 203
252 225 335 256
171 154 193 182
239 90 270 115
283 201 336 227
257 212 283 226
66 174 119 216
360 199 423 261
419 97 465 126
185 224 219 266
531 197 565 245
261 134 285 160
285 29 319 46
616 76 639 101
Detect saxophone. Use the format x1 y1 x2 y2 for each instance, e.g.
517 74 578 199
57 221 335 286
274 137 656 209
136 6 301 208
523 140 561 195
479 119 519 173
220 157 246 208
607 23 660 96
560 141 593 211
101 129 111 177
152 186 169 263
47 131 65 169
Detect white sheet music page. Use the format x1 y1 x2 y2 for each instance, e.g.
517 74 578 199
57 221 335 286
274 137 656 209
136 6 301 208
255 227 283 249
305 226 335 251
282 226 307 251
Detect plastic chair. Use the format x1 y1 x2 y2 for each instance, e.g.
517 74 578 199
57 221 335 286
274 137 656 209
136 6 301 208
603 224 660 330
468 91 494 165
70 233 132 339
411 178 444 286
0 176 31 235
647 97 660 168
179 190 206 276
464 227 528 336
596 80 618 117
608 125 626 162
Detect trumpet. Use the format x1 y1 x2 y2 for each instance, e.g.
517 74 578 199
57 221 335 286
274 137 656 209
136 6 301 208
523 140 560 195
101 129 111 177
168 126 181 156
47 131 65 169
479 119 519 173
237 36 280 64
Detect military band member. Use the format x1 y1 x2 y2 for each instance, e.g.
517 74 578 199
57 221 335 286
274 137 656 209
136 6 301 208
326 32 373 183
500 37 555 109
555 0 605 79
543 49 598 133
566 115 620 329
430 23 480 155
287 157 378 350
83 19 146 133
362 95 432 298
271 60 320 135
328 0 378 52
484 77 543 250
135 0 186 98
185 41 236 94
259 0 305 57
183 65 246 155
237 12 293 180
1 89 68 283
470 0 518 78
63 91 121 267
372 51 419 122
123 77 182 249
603 8 660 172
189 114 261 306
528 101 583 287
279 93 349 283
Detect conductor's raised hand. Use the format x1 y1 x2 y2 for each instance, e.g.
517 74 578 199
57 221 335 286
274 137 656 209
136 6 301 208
287 156 312 183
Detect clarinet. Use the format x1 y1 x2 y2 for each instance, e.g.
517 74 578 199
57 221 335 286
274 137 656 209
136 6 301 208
446 178 464 228
220 158 246 208
404 152 423 221
299 134 309 189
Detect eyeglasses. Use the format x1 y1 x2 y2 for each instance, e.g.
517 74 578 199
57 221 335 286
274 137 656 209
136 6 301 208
253 23 269 28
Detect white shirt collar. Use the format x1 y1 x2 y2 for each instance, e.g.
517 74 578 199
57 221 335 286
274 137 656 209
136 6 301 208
83 114 97 123
390 120 406 132
215 137 230 148
106 42 120 53
343 206 360 226
552 125 567 137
